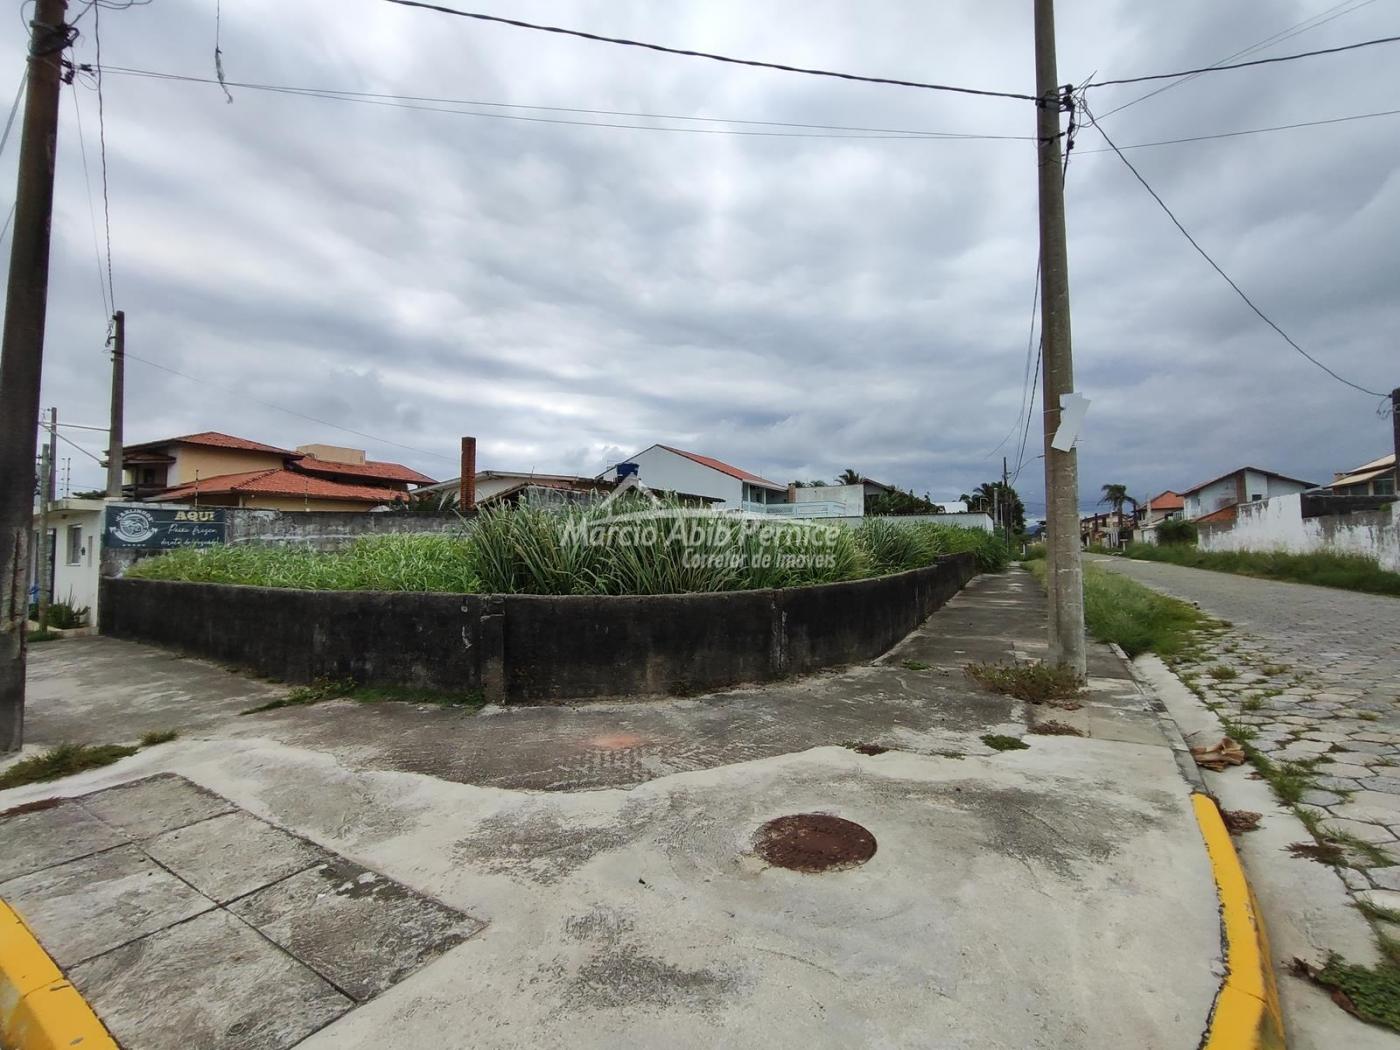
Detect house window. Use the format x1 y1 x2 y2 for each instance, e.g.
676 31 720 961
66 525 82 565
1377 476 1396 496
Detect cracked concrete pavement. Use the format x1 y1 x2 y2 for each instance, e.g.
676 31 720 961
3 571 1225 1049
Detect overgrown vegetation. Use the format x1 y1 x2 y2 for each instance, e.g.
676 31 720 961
0 743 138 789
139 730 179 746
130 502 1010 595
242 677 486 715
1153 517 1198 545
1024 560 1206 657
1127 544 1400 597
28 598 90 630
964 661 1084 706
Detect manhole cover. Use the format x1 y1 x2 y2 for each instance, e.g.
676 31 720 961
753 814 877 873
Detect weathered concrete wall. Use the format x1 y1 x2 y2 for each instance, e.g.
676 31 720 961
102 507 465 577
100 553 977 703
1198 493 1399 571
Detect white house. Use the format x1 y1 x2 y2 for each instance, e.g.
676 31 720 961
600 445 787 511
29 497 106 622
1182 467 1315 525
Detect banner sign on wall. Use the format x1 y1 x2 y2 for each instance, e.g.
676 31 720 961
105 507 226 550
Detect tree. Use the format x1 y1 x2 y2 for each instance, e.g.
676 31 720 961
1155 517 1197 545
836 468 864 486
1099 483 1137 542
966 481 1024 533
867 488 945 516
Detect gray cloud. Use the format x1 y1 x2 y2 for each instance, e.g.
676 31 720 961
4 0 1394 513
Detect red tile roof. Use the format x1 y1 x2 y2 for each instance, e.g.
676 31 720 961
150 469 406 505
295 455 435 486
1144 490 1184 510
658 445 785 490
124 431 302 458
1193 504 1238 525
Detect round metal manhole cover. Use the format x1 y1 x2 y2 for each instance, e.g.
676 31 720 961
753 814 877 873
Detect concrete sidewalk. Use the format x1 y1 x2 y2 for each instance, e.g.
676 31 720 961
3 571 1226 1049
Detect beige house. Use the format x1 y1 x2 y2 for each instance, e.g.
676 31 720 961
120 432 435 511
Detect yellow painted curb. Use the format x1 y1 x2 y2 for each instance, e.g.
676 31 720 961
0 901 116 1050
1193 793 1287 1050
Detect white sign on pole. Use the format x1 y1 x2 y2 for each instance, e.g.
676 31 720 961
1052 392 1090 452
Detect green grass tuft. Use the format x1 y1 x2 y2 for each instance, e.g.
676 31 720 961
981 734 1029 752
138 729 178 746
1313 955 1400 1032
1208 664 1239 681
1025 561 1206 658
900 659 931 671
242 677 485 715
0 743 138 790
965 661 1084 705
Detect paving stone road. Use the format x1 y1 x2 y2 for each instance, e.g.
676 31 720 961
1091 556 1400 897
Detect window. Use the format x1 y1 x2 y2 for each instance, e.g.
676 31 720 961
1377 476 1396 496
66 525 82 566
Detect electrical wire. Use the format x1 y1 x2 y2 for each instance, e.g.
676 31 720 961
1079 105 1400 152
1097 0 1380 118
0 69 26 160
93 4 115 312
99 67 1034 141
1082 99 1387 401
380 0 1039 102
1093 31 1400 89
69 87 111 320
123 351 459 463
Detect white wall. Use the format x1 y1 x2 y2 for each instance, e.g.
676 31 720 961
1198 493 1399 571
792 483 864 516
1186 471 1311 520
602 447 744 508
31 503 103 619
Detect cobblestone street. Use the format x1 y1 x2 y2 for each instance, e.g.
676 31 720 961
1092 556 1400 898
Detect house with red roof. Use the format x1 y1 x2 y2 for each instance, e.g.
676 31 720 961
600 444 789 511
119 432 435 511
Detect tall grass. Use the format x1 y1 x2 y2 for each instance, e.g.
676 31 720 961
1126 544 1400 597
1024 560 1204 657
129 504 1009 596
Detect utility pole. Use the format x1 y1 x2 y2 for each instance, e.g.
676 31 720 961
1391 387 1398 484
46 406 57 501
1002 455 1011 548
106 310 124 498
1033 0 1086 674
0 0 69 752
36 435 51 632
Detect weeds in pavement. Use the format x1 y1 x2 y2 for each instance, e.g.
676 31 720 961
1289 840 1347 865
0 743 138 790
1029 720 1085 737
980 734 1029 752
964 661 1084 706
900 660 931 671
1208 664 1240 681
1358 900 1400 926
1258 663 1291 677
1241 697 1264 712
138 730 178 746
1305 955 1400 1032
26 630 59 643
1359 711 1382 721
242 677 485 715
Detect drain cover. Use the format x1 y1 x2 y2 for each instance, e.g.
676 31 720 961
753 814 877 873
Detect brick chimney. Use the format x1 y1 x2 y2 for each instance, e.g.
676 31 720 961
460 436 477 511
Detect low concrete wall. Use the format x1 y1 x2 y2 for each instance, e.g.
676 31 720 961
1197 493 1399 572
100 553 976 703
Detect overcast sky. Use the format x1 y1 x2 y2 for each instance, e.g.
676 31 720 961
6 0 1396 514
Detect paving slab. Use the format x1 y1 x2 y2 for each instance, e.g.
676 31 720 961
0 799 126 881
69 909 352 1050
0 844 213 966
78 772 234 839
143 810 330 903
230 858 484 1001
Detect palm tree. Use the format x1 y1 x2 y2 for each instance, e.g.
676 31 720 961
836 468 863 486
1099 483 1135 543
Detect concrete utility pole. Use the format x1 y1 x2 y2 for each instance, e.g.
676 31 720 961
46 406 57 501
1391 387 1399 482
1033 0 1086 674
1002 455 1012 548
36 434 51 632
106 310 125 498
0 0 68 752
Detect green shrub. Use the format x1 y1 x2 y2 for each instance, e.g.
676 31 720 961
1154 517 1197 545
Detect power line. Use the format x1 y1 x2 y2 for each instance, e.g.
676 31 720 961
1082 99 1387 401
1093 31 1400 90
123 351 458 463
101 67 1034 141
0 69 26 159
93 4 115 312
69 87 111 320
1079 105 1400 152
380 0 1039 103
1097 0 1380 118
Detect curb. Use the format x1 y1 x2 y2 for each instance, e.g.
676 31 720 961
0 900 116 1050
1111 641 1208 792
1192 793 1287 1050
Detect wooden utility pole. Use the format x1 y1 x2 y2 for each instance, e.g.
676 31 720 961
1033 0 1086 674
0 0 69 752
106 310 125 498
36 435 51 632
